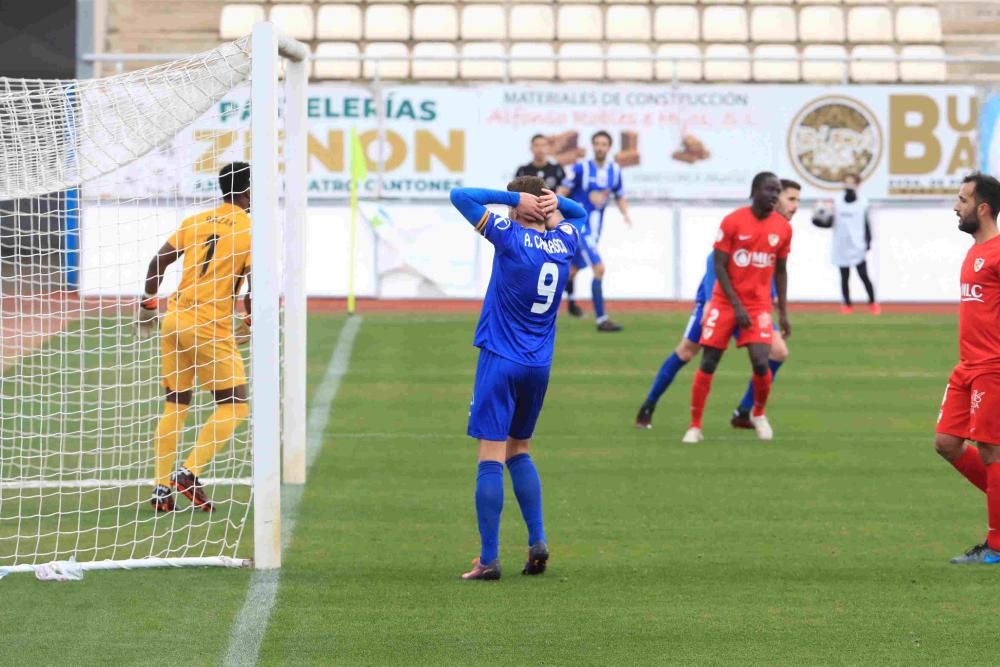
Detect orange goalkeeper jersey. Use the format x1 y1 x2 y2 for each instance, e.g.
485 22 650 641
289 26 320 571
165 202 251 338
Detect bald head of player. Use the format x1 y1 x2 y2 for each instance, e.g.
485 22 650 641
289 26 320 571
508 175 561 230
776 179 801 220
749 171 781 219
220 162 251 212
956 172 1000 237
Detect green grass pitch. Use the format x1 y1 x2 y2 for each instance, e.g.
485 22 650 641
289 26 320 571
0 310 996 665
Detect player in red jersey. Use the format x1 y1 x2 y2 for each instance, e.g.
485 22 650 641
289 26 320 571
934 172 1000 564
682 172 792 444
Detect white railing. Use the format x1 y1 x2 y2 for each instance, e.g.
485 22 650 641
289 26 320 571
81 51 995 86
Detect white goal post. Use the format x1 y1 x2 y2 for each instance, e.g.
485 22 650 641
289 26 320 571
0 23 308 574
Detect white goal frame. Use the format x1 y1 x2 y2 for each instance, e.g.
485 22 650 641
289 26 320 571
0 23 308 574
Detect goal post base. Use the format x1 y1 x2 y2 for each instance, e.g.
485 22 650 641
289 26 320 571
1 556 251 575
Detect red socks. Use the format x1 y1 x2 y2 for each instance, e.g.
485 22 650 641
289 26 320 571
751 371 773 418
952 445 987 492
690 370 714 428
988 463 1000 550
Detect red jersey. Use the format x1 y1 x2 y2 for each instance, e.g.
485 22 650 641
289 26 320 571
959 234 1000 369
711 207 793 309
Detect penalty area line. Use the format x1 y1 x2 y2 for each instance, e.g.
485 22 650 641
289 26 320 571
223 316 362 667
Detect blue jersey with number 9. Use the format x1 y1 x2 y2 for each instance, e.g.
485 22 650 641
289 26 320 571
474 211 579 366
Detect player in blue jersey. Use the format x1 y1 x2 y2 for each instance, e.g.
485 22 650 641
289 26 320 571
449 175 585 581
559 130 631 332
633 179 800 429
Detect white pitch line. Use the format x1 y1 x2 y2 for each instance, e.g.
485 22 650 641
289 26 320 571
223 316 362 667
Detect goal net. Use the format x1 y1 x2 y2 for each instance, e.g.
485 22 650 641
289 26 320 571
0 25 308 573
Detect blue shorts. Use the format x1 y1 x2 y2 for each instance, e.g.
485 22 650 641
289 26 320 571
571 229 603 270
468 348 551 442
684 302 706 344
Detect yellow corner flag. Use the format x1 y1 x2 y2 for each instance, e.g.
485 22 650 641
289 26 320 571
348 129 368 315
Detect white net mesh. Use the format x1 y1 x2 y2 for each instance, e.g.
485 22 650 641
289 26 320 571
0 38 263 569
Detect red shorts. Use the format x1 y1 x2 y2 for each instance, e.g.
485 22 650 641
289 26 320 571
698 301 774 349
937 365 1000 444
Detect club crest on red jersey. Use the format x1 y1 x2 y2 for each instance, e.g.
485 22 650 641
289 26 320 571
975 257 985 272
768 234 780 247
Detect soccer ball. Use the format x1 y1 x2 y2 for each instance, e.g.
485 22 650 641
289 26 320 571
812 202 834 228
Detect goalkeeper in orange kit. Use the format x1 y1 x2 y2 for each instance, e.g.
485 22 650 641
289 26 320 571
136 162 252 513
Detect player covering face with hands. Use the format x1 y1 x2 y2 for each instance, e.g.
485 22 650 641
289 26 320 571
449 178 585 580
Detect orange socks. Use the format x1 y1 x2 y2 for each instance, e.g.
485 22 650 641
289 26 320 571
690 370 714 429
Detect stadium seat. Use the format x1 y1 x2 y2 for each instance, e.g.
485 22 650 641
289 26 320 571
412 42 458 80
219 5 265 40
850 45 898 82
362 42 410 80
607 43 653 81
896 6 943 43
509 42 556 79
753 44 800 81
750 6 797 43
703 44 751 81
462 5 507 41
606 6 653 42
364 5 410 41
557 5 603 41
655 43 702 81
702 6 749 42
654 6 700 42
558 43 605 80
313 42 361 80
801 44 847 82
316 5 362 41
847 6 892 43
269 5 315 41
509 5 556 41
799 6 845 43
460 42 506 79
899 45 946 82
413 5 459 41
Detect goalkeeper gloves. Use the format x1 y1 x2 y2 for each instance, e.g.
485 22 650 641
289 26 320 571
135 295 159 339
234 315 251 347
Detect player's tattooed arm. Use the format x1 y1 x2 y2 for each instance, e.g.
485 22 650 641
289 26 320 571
713 249 750 328
775 257 791 338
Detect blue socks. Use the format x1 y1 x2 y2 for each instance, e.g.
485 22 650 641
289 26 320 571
475 455 548 563
475 461 504 564
507 453 546 546
738 359 783 411
592 279 606 321
647 352 688 405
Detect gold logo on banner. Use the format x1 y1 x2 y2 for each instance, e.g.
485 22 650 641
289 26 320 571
787 96 883 190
